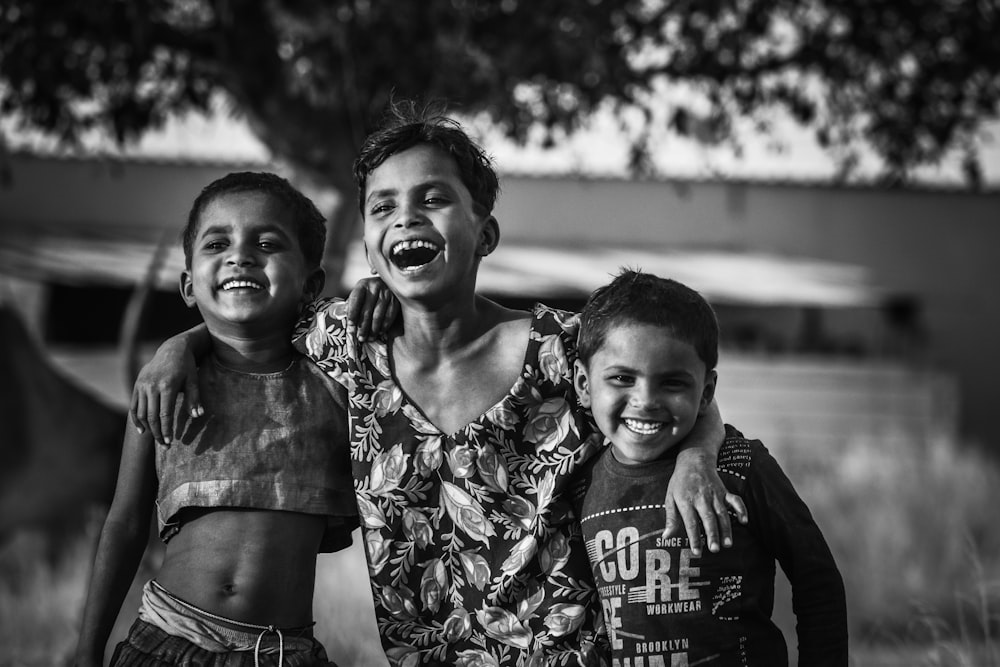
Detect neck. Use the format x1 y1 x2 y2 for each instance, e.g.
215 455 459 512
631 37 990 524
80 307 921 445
397 294 520 358
208 330 295 373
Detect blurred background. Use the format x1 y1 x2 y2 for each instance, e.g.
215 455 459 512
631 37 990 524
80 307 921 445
2 2 999 666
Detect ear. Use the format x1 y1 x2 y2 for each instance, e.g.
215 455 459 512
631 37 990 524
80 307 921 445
699 370 718 415
476 216 500 258
303 267 326 302
574 359 592 408
179 270 197 308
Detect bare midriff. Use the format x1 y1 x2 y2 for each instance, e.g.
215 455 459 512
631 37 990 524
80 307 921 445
156 508 325 629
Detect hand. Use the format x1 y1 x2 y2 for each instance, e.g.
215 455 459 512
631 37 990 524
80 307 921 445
663 448 748 556
346 276 399 341
129 336 201 445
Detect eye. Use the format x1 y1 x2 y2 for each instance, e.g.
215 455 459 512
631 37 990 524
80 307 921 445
202 238 227 251
661 378 690 391
257 236 284 251
369 201 395 217
607 375 634 387
424 193 451 207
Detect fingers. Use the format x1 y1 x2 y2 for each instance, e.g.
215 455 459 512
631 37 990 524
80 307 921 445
184 365 203 419
385 297 400 332
662 503 679 541
713 493 734 550
130 389 148 434
147 392 163 445
726 492 748 525
346 279 387 341
158 385 179 445
370 291 393 337
680 503 704 557
664 492 745 557
346 287 365 325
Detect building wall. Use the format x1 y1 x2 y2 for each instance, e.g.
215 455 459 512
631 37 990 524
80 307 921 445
495 176 1000 447
2 155 997 446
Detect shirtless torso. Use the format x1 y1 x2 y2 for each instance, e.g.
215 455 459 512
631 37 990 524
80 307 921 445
156 509 326 628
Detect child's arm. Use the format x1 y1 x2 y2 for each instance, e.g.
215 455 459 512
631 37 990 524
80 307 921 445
664 399 748 556
129 323 210 445
130 281 397 442
75 423 158 667
752 445 848 666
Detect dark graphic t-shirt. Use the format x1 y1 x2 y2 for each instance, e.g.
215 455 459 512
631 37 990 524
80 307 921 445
572 426 848 667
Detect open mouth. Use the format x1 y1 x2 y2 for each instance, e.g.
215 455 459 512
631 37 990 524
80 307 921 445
220 278 265 292
390 239 442 271
623 418 666 435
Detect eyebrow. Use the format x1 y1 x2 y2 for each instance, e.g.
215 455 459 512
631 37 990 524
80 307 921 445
365 179 455 205
604 364 695 378
198 223 291 238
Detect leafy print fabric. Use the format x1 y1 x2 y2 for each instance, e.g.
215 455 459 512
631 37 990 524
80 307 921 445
295 301 607 666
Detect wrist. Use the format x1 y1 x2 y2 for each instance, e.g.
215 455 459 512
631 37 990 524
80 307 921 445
677 444 715 465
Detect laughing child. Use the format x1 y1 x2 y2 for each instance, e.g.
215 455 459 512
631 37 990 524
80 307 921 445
75 172 357 667
572 270 848 666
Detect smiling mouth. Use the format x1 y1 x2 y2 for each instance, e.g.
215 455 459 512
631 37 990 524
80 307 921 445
623 418 666 435
220 279 265 291
390 240 442 271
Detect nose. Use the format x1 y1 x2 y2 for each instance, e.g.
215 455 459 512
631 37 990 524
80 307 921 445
393 199 427 228
226 242 258 267
628 382 663 411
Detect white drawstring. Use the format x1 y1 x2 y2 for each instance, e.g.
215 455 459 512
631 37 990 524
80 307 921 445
254 625 284 667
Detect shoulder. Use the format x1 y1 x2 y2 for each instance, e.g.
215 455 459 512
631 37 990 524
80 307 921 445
294 297 350 334
292 297 357 365
569 442 610 507
532 302 580 339
717 424 776 481
292 354 350 413
520 303 581 390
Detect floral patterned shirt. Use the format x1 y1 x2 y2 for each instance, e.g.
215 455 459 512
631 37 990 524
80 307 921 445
295 300 607 667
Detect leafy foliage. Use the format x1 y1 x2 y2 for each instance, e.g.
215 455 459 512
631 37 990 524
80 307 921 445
2 0 998 185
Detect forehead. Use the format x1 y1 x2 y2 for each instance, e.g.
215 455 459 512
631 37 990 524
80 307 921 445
197 190 294 235
366 144 466 196
595 322 703 370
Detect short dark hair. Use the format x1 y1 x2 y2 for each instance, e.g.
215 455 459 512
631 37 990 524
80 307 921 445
182 172 327 269
353 99 500 217
578 270 719 370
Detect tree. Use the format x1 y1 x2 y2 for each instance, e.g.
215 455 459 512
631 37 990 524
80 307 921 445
2 0 999 284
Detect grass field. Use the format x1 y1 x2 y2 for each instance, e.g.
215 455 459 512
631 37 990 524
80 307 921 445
3 350 999 666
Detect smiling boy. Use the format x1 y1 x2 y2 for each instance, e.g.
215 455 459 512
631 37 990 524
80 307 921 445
572 270 848 666
76 172 357 667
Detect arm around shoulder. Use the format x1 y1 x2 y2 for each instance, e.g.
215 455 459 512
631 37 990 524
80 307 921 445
663 399 748 555
130 323 211 445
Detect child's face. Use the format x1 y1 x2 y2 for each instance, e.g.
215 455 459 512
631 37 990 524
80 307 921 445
180 191 323 337
362 144 498 305
575 321 716 465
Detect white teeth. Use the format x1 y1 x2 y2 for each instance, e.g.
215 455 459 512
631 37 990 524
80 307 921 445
391 239 440 256
623 418 665 435
221 280 263 291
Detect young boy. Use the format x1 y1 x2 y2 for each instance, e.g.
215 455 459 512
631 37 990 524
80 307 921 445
572 270 848 666
75 172 357 667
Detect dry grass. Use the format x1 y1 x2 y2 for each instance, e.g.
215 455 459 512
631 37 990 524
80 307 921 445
777 430 1000 664
0 519 95 667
